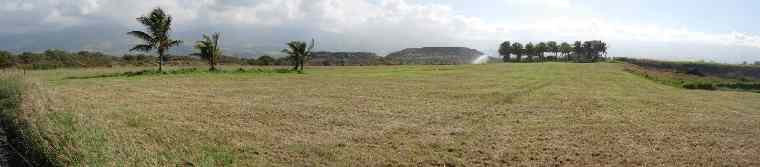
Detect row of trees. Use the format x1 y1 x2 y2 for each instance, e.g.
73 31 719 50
128 8 315 72
498 40 608 63
0 49 115 69
0 49 287 69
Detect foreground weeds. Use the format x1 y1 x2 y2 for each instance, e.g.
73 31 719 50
0 74 55 166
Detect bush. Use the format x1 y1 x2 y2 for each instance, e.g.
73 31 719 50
716 83 760 91
682 83 717 90
247 56 275 66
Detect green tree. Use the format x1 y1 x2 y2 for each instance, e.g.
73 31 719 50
582 41 595 61
587 40 608 62
282 39 316 72
256 55 275 66
581 41 595 61
559 42 572 61
0 50 15 68
537 42 547 62
127 8 182 72
525 42 535 62
192 32 222 71
599 41 608 60
572 41 583 62
498 41 511 62
547 41 558 60
511 43 523 62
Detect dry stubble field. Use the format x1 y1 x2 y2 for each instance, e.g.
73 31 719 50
10 63 760 166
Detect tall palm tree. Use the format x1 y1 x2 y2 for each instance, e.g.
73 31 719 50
127 8 182 72
560 42 572 61
282 39 316 72
547 41 558 59
498 41 511 62
192 32 222 71
537 42 547 62
511 42 523 62
525 42 535 63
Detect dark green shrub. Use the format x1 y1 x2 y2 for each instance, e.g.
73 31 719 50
716 83 760 90
682 83 717 90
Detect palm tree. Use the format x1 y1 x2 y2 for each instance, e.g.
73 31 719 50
127 8 182 72
560 42 572 61
192 32 222 71
498 41 511 62
511 42 523 62
547 41 558 60
525 42 535 63
282 39 316 72
600 41 608 60
582 41 595 62
572 41 583 62
537 42 547 62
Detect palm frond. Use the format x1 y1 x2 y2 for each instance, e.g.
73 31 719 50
127 31 153 43
136 17 154 32
164 15 173 33
129 44 154 52
168 40 183 48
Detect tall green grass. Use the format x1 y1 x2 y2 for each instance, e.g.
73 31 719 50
0 75 56 166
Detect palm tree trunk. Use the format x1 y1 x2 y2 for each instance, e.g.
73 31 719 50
292 56 299 71
210 57 216 71
299 59 305 72
158 50 164 72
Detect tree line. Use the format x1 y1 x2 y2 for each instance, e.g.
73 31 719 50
0 49 288 70
498 40 608 63
0 49 114 69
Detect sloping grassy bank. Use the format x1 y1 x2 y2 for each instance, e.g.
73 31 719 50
616 57 760 80
623 63 760 92
0 74 55 166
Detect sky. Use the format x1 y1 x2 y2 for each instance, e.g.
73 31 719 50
1 0 759 63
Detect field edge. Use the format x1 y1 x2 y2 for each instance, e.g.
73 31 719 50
0 76 58 166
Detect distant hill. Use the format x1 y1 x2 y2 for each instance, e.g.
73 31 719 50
385 47 484 65
308 52 385 66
